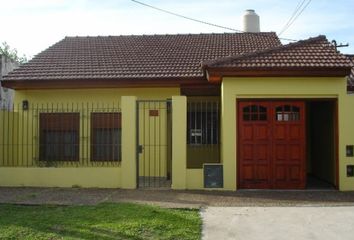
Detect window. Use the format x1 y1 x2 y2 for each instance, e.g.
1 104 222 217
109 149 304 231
187 102 219 145
91 113 121 161
39 113 80 161
243 105 267 121
275 105 300 121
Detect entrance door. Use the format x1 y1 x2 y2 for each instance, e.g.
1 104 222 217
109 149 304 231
136 100 172 188
238 101 306 189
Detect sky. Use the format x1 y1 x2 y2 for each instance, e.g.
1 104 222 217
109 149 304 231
1 0 353 59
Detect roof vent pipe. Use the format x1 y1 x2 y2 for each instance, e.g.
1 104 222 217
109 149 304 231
243 9 260 33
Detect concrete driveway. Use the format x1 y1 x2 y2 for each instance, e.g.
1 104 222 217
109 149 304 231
202 206 354 240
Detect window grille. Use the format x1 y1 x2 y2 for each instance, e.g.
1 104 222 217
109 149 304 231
39 113 80 161
187 101 219 145
91 112 121 161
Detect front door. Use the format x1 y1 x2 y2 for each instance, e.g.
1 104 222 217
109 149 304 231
238 101 306 189
136 100 172 188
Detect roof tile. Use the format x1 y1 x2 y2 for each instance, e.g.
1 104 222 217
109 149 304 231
203 36 352 70
346 55 354 88
2 33 280 81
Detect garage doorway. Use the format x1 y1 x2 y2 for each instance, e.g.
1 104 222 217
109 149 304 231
306 100 338 189
237 101 306 189
237 99 338 190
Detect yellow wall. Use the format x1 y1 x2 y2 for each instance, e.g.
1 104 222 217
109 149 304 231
171 96 187 189
0 88 179 188
340 93 354 190
221 76 354 191
0 167 121 188
14 88 180 104
186 169 203 189
121 96 137 189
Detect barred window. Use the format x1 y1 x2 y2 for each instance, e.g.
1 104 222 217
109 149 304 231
187 102 219 145
39 113 80 161
91 113 121 161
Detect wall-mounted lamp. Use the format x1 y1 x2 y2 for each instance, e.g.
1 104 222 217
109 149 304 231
22 100 29 110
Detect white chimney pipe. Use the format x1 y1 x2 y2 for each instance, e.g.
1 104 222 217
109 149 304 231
243 9 260 33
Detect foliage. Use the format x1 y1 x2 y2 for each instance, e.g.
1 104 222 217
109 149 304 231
0 203 201 240
0 42 27 64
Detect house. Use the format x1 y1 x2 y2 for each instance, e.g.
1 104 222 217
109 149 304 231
1 12 353 191
0 54 18 109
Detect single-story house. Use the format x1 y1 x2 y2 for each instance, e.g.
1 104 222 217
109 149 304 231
1 29 353 190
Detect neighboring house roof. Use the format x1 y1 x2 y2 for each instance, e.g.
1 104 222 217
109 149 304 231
346 54 354 91
1 32 281 89
202 35 352 82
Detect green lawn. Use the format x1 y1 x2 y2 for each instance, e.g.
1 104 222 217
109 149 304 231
0 203 201 240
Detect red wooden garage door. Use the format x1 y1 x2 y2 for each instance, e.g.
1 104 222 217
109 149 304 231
238 101 306 189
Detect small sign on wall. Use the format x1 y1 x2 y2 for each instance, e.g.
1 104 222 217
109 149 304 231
191 129 202 137
149 110 159 117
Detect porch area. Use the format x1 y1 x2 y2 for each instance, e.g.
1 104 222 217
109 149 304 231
0 96 220 189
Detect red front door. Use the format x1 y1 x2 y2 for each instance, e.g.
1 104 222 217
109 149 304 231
238 101 306 189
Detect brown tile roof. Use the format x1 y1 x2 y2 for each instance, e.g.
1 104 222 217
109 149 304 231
2 32 281 82
203 35 352 71
346 55 354 90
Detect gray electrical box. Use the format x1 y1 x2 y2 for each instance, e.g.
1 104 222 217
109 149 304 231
347 145 354 157
204 164 223 188
347 165 354 177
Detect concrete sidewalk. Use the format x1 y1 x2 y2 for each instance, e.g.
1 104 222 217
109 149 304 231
1 187 354 208
202 206 354 240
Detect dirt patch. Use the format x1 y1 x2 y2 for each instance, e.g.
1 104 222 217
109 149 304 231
0 187 354 208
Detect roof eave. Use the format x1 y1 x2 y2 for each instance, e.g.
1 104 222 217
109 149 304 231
1 76 209 90
205 67 352 83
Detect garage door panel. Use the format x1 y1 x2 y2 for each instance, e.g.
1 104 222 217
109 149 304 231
241 125 254 141
255 125 269 141
289 144 301 160
274 125 287 140
240 144 253 160
289 165 301 181
274 144 287 161
256 165 271 181
289 125 301 140
240 165 255 180
274 165 287 181
255 144 269 160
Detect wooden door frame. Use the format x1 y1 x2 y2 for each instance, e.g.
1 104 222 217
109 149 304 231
236 98 339 190
333 99 339 189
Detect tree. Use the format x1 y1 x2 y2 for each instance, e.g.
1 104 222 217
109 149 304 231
0 42 27 64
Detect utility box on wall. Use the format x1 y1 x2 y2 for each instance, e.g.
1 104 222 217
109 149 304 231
346 145 354 157
204 164 223 188
347 165 354 177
